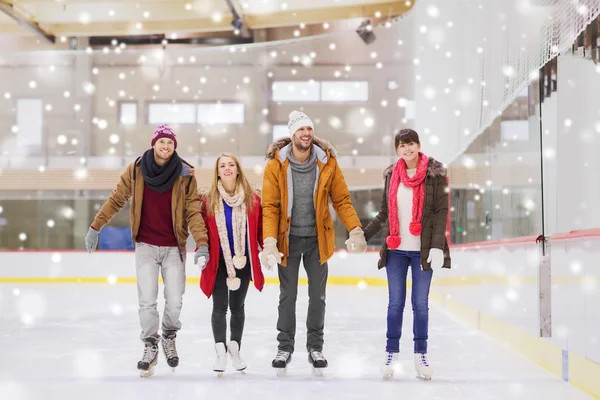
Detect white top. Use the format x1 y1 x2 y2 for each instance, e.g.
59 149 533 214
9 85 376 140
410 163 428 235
394 168 421 251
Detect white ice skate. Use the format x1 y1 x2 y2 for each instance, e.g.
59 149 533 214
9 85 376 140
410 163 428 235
272 350 292 377
414 353 434 380
137 343 159 378
380 352 398 379
227 341 247 372
213 342 227 376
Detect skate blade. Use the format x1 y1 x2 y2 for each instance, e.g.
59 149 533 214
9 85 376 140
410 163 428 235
275 368 287 377
311 367 324 377
416 374 432 381
139 367 155 378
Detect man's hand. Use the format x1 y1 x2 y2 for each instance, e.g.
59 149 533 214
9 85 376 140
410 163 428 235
85 227 99 253
259 237 283 270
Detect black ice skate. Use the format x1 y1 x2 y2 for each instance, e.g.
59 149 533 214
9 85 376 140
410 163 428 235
272 350 292 376
308 350 327 377
137 342 159 378
161 335 179 372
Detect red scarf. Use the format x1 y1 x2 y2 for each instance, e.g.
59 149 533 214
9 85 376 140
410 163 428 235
386 153 429 249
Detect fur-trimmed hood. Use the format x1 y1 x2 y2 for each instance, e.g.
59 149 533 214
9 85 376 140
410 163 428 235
265 137 338 163
382 157 446 178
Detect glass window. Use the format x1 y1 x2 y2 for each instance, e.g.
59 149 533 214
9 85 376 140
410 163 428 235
120 102 137 125
16 99 43 147
272 124 288 141
197 103 244 124
321 81 369 102
501 120 529 141
148 103 196 124
272 80 320 102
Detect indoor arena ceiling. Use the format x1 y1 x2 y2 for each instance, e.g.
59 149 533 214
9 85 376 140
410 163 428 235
0 0 413 43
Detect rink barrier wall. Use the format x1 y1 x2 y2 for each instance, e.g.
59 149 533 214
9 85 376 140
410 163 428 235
1 228 600 398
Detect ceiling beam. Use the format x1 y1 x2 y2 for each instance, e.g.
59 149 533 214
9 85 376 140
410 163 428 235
0 0 54 42
88 33 253 46
0 1 413 37
245 1 414 28
18 2 231 23
12 0 172 3
44 17 234 36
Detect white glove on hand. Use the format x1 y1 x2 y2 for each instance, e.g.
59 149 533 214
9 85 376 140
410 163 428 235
345 227 367 253
194 245 209 270
259 237 283 271
427 248 444 270
85 227 99 253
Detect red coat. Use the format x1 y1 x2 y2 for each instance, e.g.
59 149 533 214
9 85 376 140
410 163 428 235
199 193 264 298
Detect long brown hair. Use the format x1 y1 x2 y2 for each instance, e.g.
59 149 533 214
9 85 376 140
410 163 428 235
207 152 255 216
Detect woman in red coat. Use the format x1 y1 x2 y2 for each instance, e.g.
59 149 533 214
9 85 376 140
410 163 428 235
199 152 264 374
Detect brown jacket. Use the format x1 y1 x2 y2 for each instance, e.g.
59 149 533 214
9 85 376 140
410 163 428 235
90 157 208 254
364 158 451 270
262 137 362 266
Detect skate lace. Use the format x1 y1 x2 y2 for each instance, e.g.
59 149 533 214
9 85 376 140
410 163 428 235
142 345 158 363
275 350 290 361
163 337 178 359
419 353 429 367
385 352 395 365
310 351 325 362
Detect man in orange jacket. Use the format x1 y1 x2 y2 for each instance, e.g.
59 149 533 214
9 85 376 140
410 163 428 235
260 110 367 375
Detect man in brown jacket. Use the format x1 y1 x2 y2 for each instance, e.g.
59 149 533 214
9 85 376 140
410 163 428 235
260 110 367 375
84 124 209 378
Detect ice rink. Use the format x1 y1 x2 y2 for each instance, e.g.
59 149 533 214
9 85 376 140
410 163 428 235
0 282 593 400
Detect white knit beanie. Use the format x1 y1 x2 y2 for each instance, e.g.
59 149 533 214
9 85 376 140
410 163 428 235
288 110 314 137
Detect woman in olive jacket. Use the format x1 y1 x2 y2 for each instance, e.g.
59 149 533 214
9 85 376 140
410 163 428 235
363 129 451 380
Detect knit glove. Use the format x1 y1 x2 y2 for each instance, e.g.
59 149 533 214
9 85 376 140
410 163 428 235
427 248 444 270
345 227 367 253
259 237 283 270
194 245 209 270
85 227 99 253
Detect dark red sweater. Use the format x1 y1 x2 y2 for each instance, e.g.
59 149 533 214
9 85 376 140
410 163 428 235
136 183 178 247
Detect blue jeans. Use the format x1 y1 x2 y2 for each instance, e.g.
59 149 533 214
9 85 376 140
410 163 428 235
385 250 433 354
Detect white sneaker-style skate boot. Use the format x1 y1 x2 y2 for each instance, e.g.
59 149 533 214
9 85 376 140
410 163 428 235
213 342 227 375
380 352 398 379
227 341 247 372
137 342 159 378
414 353 434 380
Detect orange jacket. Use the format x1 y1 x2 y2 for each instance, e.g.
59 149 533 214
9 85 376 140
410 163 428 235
262 137 361 266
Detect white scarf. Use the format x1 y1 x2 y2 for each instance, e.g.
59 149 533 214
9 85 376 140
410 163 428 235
215 181 247 291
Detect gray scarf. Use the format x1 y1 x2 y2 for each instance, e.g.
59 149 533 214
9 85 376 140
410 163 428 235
287 145 317 172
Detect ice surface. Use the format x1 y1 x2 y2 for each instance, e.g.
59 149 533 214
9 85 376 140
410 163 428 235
0 283 593 400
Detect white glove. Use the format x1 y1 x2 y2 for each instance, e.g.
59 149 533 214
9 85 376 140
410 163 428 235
196 256 207 270
259 237 283 271
427 248 444 270
194 245 209 270
345 227 367 253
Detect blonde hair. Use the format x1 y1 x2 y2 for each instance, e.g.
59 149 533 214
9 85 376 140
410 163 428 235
207 152 255 216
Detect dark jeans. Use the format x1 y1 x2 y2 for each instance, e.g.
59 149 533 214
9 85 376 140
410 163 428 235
211 256 250 346
385 250 433 354
276 235 328 353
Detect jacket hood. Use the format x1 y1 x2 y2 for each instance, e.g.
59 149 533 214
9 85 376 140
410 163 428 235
265 136 338 163
382 157 447 178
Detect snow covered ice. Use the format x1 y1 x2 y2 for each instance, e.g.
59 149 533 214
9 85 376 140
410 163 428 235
0 282 593 400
